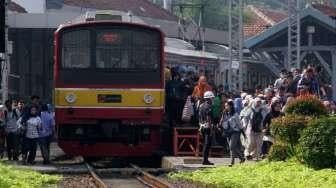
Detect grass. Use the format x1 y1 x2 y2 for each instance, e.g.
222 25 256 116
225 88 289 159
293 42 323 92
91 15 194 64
169 161 336 188
0 162 61 188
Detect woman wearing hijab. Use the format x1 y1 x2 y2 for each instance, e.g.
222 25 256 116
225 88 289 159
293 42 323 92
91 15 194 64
192 76 212 101
261 101 283 158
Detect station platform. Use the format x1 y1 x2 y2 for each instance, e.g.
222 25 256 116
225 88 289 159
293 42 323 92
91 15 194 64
3 142 85 173
161 156 254 169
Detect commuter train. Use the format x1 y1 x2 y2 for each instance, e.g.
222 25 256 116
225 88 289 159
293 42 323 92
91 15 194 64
54 19 165 157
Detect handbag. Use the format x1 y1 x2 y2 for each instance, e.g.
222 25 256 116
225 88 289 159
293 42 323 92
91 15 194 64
182 96 194 122
16 117 27 137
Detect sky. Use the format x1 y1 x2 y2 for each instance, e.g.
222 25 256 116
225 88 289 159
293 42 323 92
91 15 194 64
12 0 45 13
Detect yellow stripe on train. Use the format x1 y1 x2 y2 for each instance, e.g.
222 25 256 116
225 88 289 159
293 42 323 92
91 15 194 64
54 88 165 107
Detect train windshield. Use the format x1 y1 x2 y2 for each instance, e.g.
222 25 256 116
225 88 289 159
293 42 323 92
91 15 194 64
59 25 162 85
61 28 160 71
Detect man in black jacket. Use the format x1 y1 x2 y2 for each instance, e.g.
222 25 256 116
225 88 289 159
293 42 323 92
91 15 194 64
199 91 215 165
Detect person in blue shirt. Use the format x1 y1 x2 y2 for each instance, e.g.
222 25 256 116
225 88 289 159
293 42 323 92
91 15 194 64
38 104 55 165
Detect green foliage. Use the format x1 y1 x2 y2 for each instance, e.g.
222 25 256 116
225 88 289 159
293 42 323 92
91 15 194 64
0 163 61 188
268 143 291 161
298 117 336 169
284 95 328 117
168 0 253 31
169 161 336 188
271 115 311 145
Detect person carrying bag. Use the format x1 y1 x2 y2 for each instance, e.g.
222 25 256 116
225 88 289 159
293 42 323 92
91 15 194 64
182 96 194 123
219 101 245 166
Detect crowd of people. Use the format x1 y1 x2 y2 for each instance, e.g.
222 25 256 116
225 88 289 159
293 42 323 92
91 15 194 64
0 96 55 165
0 65 334 167
165 65 336 166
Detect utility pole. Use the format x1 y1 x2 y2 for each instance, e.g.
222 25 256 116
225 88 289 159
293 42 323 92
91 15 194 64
1 0 9 102
288 0 301 70
228 0 244 92
173 1 206 50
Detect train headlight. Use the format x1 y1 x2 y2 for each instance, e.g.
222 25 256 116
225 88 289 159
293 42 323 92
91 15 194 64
143 94 154 104
65 93 77 103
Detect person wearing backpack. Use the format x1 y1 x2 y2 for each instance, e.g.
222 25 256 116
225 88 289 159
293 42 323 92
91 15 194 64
3 100 20 160
219 101 245 166
243 97 267 161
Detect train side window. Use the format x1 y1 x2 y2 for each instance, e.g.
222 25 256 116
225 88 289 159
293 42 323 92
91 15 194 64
62 30 90 69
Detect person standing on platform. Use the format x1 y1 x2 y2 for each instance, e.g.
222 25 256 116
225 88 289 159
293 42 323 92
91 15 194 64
3 100 20 161
192 76 213 101
20 106 42 165
199 91 216 165
220 101 245 166
166 73 184 126
243 97 267 161
38 104 55 165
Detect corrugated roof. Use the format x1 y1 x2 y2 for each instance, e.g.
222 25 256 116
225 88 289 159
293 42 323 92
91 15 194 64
245 6 336 48
244 4 336 38
257 7 287 23
244 6 286 37
62 0 177 21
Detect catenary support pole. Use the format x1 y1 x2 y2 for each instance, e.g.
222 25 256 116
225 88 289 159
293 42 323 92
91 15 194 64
1 0 9 102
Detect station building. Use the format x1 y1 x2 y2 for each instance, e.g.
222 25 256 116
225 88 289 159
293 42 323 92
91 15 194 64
5 0 336 101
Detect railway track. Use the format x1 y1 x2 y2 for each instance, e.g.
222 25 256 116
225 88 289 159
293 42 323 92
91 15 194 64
85 162 172 188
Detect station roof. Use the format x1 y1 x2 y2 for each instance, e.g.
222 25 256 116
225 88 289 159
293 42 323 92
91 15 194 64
244 6 287 38
165 38 195 50
312 4 336 18
8 1 27 13
244 4 336 38
46 0 178 21
245 6 336 49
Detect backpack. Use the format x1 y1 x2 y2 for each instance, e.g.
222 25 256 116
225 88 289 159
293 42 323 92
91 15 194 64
221 113 235 137
222 120 234 137
4 110 18 122
251 109 263 133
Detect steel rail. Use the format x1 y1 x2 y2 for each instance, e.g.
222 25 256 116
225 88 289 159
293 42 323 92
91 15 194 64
86 162 172 188
130 164 172 188
85 162 107 188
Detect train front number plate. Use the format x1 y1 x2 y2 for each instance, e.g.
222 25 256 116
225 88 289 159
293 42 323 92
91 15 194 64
97 94 122 103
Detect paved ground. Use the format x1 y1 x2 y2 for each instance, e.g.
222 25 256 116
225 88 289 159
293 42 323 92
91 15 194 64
162 156 255 169
3 142 87 173
4 142 256 173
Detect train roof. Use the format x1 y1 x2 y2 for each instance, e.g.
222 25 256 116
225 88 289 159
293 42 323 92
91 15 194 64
55 10 163 34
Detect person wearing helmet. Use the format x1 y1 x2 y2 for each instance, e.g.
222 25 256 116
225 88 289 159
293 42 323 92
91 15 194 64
198 91 215 165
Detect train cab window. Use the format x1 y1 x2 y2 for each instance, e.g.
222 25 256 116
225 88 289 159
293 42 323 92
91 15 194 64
96 30 128 69
62 30 90 69
95 29 160 71
132 30 160 70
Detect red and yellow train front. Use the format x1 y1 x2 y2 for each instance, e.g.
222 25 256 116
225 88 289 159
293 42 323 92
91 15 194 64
54 22 165 157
